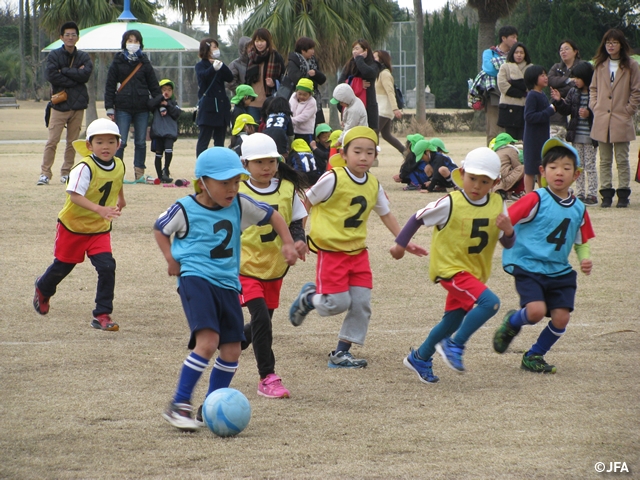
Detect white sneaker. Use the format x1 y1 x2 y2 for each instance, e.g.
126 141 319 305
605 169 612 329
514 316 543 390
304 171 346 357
60 175 69 184
37 175 49 185
162 401 199 431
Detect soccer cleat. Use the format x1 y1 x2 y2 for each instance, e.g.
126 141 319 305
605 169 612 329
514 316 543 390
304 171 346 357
327 350 368 369
60 175 69 184
403 349 439 384
493 309 520 354
33 277 50 315
194 404 205 428
521 353 557 374
436 338 465 373
91 313 119 331
258 373 290 398
162 401 199 431
289 282 316 327
37 175 50 185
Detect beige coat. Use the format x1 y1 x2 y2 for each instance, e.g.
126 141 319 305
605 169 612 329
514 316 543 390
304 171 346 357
375 68 399 119
497 62 530 107
492 145 524 192
589 57 640 143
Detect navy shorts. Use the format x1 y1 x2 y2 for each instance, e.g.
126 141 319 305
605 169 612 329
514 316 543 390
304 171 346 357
512 266 577 316
178 275 245 350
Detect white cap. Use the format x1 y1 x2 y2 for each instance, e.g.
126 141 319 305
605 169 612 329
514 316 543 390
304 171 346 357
241 133 281 161
452 147 501 188
87 118 121 139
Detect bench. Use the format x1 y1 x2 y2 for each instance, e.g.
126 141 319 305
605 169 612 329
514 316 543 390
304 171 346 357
0 97 19 109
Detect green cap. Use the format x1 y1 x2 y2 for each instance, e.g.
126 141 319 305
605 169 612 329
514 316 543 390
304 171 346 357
231 84 258 105
412 140 437 160
330 97 340 105
315 123 332 137
406 134 424 149
429 137 449 153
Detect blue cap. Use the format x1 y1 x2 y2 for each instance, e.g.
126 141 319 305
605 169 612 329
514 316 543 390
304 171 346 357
195 147 250 181
541 137 581 168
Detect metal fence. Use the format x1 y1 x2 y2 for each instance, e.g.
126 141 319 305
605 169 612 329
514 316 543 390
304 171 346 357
382 21 418 107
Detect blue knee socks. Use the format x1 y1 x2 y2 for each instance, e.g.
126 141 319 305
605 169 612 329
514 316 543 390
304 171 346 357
417 309 465 360
453 289 500 346
174 352 209 404
207 357 238 397
528 321 565 356
508 308 531 330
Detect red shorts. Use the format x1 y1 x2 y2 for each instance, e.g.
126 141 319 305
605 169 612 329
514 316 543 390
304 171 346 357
239 276 283 309
316 250 372 294
440 271 487 312
54 222 112 264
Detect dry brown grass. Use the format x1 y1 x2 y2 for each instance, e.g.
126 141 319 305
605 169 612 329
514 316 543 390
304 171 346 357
1 102 639 479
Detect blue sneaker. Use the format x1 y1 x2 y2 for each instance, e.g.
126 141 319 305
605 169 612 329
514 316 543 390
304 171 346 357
289 282 316 326
436 338 465 373
403 349 439 384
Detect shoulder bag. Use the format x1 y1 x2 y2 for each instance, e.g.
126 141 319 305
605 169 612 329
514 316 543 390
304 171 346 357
50 55 75 105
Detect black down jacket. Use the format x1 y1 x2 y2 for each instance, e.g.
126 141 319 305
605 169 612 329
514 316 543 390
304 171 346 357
45 46 93 112
104 51 161 114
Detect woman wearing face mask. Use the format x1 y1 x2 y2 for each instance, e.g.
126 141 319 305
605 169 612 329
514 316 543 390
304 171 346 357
105 29 161 180
245 28 285 123
195 38 233 156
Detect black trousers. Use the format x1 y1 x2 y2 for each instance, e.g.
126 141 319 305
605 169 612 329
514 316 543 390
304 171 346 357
196 125 226 158
240 298 275 379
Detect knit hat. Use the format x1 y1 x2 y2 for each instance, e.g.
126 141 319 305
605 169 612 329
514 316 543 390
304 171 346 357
315 123 332 137
296 78 314 93
429 137 449 153
291 138 312 153
411 140 437 160
232 114 258 135
231 84 258 105
329 130 343 148
406 133 424 149
241 132 281 161
451 147 501 188
491 132 516 151
343 126 378 148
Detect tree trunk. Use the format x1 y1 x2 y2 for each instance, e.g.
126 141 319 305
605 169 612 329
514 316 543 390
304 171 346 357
413 0 426 123
208 1 221 38
327 75 340 130
85 53 99 130
477 19 497 71
19 0 26 100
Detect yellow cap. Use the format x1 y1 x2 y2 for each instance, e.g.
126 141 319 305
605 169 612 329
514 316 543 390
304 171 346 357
342 126 378 148
296 78 314 93
329 152 346 168
291 138 312 152
232 114 258 135
329 130 343 148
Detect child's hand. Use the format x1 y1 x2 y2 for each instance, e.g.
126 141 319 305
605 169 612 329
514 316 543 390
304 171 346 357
579 107 589 118
390 243 406 260
496 213 514 236
310 140 317 150
281 243 298 266
116 198 127 212
406 241 428 257
166 258 181 276
294 240 308 261
265 77 275 87
96 205 121 220
580 259 592 275
550 87 561 101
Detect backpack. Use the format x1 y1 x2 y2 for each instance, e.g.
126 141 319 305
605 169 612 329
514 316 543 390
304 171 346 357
394 85 405 110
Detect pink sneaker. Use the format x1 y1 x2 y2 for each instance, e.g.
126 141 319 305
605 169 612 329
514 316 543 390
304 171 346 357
258 374 290 398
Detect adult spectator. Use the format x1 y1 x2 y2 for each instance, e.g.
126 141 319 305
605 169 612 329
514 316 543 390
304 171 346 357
373 49 405 154
195 38 233 156
338 39 380 131
548 39 584 138
497 42 531 140
226 36 251 95
480 25 518 146
286 37 327 124
245 28 285 123
37 21 92 186
590 29 640 208
105 29 161 180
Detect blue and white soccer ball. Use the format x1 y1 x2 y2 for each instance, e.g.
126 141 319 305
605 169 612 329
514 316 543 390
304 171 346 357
202 388 251 437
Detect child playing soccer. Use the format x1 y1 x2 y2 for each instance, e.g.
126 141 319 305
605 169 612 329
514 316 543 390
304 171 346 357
493 138 594 374
288 126 427 368
238 133 308 398
149 79 181 183
391 147 515 382
33 118 126 331
154 147 298 430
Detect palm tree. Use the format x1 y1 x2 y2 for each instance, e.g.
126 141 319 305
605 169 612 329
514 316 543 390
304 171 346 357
165 0 258 39
467 0 520 70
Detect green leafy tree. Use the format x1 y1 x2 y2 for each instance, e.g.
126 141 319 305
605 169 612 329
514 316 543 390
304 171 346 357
467 0 520 69
165 0 258 39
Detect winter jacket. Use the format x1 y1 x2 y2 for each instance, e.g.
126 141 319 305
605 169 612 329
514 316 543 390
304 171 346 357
497 62 530 107
492 145 524 193
226 36 251 94
338 56 380 130
286 52 326 95
105 52 161 114
195 59 234 128
148 95 180 140
548 59 585 125
589 57 640 143
45 46 93 112
555 87 598 146
289 93 317 135
375 68 399 119
333 84 368 144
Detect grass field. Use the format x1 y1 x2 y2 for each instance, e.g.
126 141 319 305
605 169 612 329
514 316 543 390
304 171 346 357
1 101 639 479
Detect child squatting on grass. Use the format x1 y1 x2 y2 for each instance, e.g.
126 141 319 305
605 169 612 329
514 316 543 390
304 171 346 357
493 138 595 374
33 118 126 332
154 147 298 431
391 147 515 383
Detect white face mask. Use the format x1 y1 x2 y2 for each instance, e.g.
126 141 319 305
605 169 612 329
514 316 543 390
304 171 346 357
126 43 140 54
211 49 221 59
